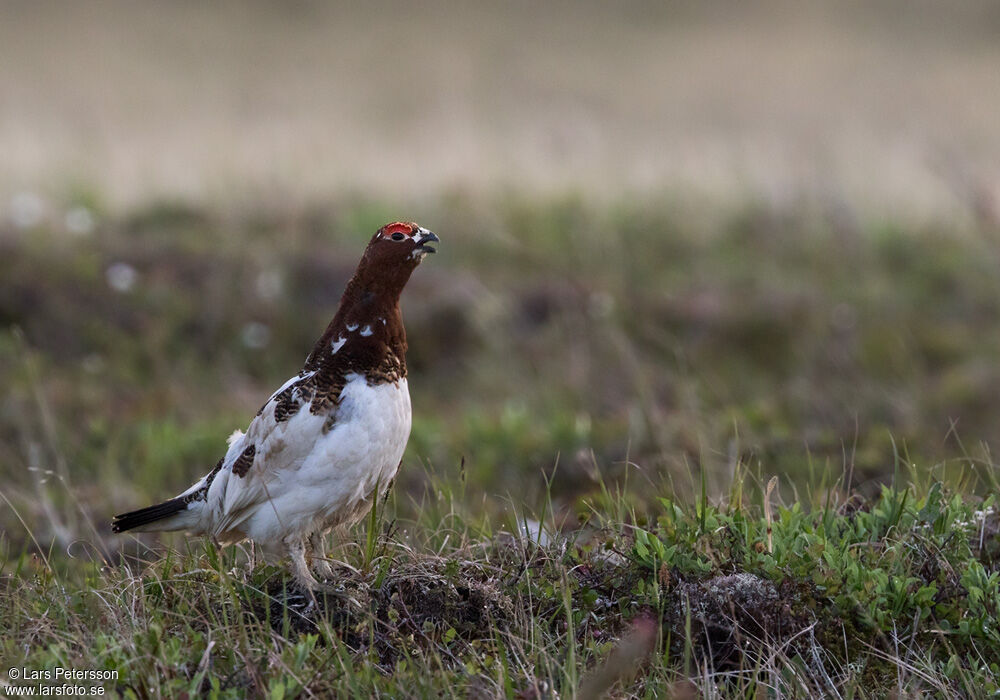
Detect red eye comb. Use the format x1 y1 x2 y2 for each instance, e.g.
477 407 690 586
382 222 415 237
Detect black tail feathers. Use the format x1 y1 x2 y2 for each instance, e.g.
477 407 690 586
112 498 188 533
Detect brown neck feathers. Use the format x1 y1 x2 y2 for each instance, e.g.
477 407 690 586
303 251 415 382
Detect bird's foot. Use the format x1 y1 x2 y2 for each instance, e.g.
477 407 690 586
311 557 335 582
292 567 321 594
307 532 335 583
299 579 363 613
287 534 360 611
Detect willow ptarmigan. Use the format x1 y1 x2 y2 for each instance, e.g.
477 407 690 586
112 222 439 589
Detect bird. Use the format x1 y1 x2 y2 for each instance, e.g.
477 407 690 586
112 221 439 590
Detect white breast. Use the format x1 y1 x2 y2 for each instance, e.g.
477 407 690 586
221 374 412 545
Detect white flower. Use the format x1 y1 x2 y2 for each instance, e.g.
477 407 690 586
65 206 95 235
241 322 271 349
105 262 138 293
9 191 45 229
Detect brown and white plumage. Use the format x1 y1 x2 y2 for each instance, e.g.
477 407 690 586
112 222 439 589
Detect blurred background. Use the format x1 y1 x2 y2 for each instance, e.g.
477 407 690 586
2 0 1000 550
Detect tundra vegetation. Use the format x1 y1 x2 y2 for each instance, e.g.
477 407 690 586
2 196 1000 697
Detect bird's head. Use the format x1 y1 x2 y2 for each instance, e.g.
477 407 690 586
368 221 439 263
350 221 439 300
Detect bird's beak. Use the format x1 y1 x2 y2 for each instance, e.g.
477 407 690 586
415 228 440 254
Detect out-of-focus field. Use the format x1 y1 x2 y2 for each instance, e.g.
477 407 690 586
2 0 1000 220
4 195 1000 548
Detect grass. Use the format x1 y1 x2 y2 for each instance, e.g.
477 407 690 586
1 194 1000 696
2 468 998 697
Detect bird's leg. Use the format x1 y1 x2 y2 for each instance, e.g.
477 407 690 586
309 531 334 581
285 534 320 592
282 533 362 612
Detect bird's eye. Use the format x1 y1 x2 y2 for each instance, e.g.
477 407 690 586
391 232 407 241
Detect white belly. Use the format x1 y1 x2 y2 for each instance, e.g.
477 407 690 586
232 374 411 544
